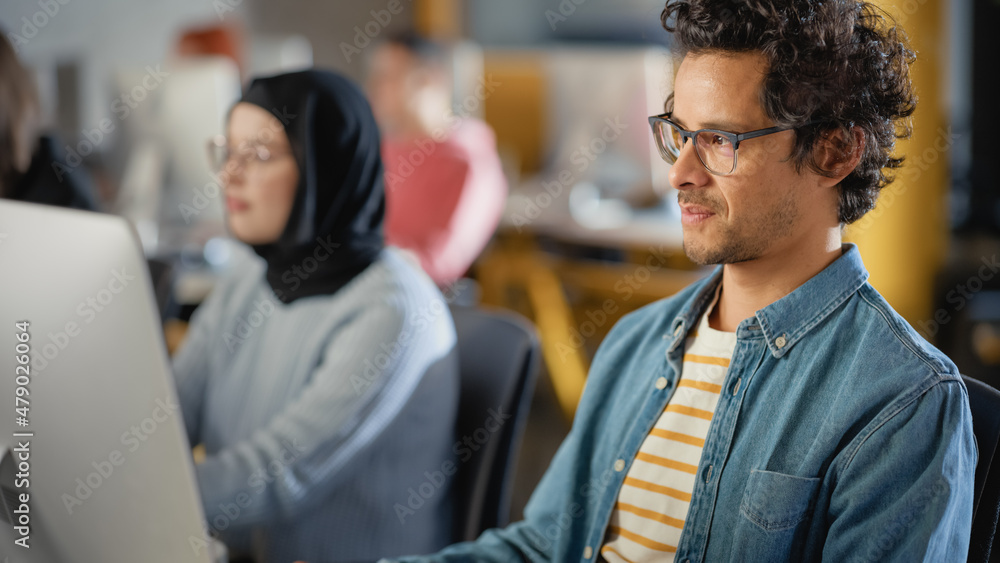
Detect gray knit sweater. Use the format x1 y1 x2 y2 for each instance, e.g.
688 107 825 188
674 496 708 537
172 247 458 563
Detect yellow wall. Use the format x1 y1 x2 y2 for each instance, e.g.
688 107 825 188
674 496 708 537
845 0 950 324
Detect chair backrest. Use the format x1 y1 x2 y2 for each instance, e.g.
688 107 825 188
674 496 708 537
146 258 175 321
448 306 541 543
963 375 1000 563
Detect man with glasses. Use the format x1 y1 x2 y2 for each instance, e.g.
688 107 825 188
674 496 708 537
382 0 977 560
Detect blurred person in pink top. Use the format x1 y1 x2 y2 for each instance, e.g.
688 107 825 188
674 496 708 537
366 33 507 286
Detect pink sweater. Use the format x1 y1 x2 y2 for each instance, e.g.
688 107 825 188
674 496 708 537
382 118 507 285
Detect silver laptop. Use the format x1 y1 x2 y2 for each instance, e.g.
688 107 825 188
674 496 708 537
0 200 213 562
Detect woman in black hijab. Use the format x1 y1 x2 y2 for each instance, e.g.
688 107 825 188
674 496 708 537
172 70 458 563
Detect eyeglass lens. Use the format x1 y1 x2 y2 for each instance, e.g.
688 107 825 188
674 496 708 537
653 120 736 175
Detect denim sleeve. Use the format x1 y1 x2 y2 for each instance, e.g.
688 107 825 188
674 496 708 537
823 378 977 562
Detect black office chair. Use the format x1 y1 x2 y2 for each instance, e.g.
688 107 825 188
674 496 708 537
146 257 177 321
448 306 541 543
964 375 1000 563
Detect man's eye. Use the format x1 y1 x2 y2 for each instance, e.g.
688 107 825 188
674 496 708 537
711 134 731 147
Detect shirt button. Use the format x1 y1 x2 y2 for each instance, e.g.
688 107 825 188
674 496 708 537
775 335 787 348
583 546 593 559
614 459 626 472
655 377 667 390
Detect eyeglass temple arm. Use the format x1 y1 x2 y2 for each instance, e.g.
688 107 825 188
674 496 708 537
734 121 816 146
733 126 786 144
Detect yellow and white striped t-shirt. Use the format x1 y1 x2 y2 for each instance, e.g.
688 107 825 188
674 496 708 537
600 291 737 562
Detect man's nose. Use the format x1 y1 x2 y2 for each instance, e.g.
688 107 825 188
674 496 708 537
668 139 711 192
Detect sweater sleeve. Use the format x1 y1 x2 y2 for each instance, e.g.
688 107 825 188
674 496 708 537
193 298 446 529
171 274 233 447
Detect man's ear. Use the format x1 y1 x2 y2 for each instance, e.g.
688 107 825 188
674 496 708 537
814 126 865 185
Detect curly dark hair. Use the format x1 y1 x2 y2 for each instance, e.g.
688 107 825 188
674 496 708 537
661 0 917 224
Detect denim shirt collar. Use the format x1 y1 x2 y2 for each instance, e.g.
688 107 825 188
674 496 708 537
668 243 869 357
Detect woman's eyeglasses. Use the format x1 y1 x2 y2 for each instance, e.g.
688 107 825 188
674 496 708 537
207 135 292 174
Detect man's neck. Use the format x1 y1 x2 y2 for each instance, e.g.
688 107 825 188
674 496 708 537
708 229 844 332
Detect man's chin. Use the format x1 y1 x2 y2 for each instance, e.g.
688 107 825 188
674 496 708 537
682 239 756 266
682 239 719 266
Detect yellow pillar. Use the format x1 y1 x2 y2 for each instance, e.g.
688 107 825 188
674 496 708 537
845 0 950 325
414 0 463 39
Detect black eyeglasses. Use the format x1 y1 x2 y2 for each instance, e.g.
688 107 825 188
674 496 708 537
648 113 804 176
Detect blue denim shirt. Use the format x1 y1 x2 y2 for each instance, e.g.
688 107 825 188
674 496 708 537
394 244 977 562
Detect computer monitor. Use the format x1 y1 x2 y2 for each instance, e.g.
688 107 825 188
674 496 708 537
0 200 213 562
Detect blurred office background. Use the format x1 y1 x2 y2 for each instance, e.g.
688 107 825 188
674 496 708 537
3 0 998 521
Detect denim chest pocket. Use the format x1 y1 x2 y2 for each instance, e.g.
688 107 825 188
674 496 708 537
730 469 821 562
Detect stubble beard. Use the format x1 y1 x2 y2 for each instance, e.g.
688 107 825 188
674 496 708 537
681 193 800 266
